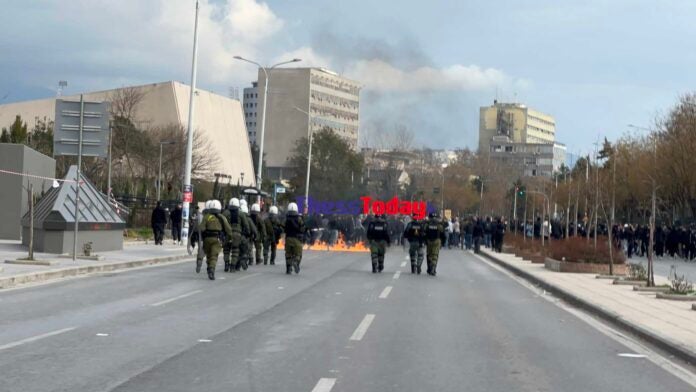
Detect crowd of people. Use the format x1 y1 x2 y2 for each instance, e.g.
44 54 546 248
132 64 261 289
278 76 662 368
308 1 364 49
611 223 696 260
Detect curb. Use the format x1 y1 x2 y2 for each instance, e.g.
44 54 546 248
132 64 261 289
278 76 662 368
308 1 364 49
0 254 191 290
480 249 696 366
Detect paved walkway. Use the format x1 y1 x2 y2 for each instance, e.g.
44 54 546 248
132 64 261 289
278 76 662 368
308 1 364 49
624 254 696 282
480 249 696 364
0 240 190 289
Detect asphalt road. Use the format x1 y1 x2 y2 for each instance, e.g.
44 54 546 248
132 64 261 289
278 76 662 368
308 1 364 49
1 248 695 392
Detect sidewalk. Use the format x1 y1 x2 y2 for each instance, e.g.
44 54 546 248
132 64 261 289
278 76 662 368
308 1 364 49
0 240 191 289
479 248 696 364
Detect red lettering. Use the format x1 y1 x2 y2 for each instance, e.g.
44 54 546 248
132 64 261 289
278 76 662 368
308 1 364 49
386 196 399 215
399 201 412 215
372 201 386 214
360 196 372 215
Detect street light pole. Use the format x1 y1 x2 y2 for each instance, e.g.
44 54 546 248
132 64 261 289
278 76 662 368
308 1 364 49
233 56 302 197
181 0 200 243
295 106 331 214
441 163 448 215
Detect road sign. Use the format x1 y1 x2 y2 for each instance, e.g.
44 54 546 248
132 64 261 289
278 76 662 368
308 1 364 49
276 185 286 194
54 99 110 158
183 192 193 203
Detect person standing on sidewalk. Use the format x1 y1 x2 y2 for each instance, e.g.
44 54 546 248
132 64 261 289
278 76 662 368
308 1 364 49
151 201 167 245
170 203 183 245
473 217 484 254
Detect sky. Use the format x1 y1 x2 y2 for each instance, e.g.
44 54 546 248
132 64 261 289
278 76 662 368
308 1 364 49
1 0 695 156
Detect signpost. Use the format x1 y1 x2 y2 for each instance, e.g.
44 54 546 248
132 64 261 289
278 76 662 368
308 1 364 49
54 97 110 260
272 183 285 206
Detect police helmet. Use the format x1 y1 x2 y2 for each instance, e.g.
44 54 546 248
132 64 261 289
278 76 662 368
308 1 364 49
207 199 222 212
269 206 279 215
240 199 248 207
229 197 240 208
287 202 299 213
204 200 212 210
241 204 249 213
429 212 439 219
251 203 261 213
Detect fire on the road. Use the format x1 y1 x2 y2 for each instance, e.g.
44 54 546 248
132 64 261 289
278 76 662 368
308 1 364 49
277 235 370 252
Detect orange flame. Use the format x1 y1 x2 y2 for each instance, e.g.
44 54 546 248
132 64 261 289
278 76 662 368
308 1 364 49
278 233 370 252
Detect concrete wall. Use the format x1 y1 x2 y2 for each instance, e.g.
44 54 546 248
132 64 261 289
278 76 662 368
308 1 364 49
22 226 123 254
0 144 56 240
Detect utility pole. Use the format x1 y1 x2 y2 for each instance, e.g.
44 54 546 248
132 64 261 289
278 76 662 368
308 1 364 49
72 94 84 261
181 0 200 243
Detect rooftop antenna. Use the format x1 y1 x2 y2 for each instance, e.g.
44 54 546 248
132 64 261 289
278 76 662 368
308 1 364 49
57 80 68 97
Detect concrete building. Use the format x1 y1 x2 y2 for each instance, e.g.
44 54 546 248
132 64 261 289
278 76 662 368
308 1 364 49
0 144 56 240
0 81 255 187
258 68 361 180
488 139 567 178
242 81 259 144
479 101 556 153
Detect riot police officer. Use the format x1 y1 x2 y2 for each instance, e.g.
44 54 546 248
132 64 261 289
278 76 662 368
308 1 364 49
403 213 426 274
250 203 267 265
366 214 391 273
197 200 233 280
425 212 446 276
239 200 256 270
221 198 248 272
283 202 305 274
264 206 283 265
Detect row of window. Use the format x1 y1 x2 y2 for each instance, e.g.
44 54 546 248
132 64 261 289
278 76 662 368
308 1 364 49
528 115 555 128
310 104 359 122
310 75 360 95
527 125 554 136
246 121 257 128
244 92 259 99
245 112 257 118
310 90 359 110
244 102 258 108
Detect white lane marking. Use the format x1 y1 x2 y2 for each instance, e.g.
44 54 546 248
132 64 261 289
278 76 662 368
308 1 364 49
0 327 76 351
198 339 212 343
403 254 409 260
150 290 203 307
472 253 696 389
618 353 647 358
311 378 337 392
278 286 285 290
236 272 260 281
96 333 109 337
335 292 342 295
379 286 393 299
393 271 401 280
350 314 376 341
400 261 407 267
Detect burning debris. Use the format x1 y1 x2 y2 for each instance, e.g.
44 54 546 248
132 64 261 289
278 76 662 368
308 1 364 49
278 234 370 253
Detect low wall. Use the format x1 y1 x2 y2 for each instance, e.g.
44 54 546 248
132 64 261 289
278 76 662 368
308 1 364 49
544 258 627 274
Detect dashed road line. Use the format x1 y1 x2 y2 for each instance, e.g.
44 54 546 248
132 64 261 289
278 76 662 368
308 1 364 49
393 271 401 280
350 314 376 341
236 272 260 281
311 378 337 392
400 261 407 267
150 290 203 307
379 286 393 299
0 327 76 351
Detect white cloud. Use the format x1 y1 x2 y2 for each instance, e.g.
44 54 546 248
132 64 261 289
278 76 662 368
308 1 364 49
224 0 284 42
272 47 333 69
345 59 514 92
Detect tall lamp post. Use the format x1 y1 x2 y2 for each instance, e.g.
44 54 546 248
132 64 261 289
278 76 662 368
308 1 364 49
157 141 176 201
233 56 302 198
441 163 448 215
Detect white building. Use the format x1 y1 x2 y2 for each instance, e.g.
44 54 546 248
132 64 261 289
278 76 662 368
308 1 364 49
0 81 255 186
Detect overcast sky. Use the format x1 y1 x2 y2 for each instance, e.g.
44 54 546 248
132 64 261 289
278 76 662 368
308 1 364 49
2 0 695 155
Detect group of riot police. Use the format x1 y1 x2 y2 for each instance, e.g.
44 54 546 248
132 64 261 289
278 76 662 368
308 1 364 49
192 199 449 280
367 212 447 276
192 199 304 280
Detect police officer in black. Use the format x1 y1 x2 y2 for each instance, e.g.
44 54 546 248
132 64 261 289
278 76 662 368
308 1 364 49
367 214 391 273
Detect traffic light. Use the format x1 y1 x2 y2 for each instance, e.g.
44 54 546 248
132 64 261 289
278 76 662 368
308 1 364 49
517 187 525 197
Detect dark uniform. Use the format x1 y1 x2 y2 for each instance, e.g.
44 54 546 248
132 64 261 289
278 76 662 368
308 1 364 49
250 211 267 265
283 211 305 274
197 208 233 280
239 208 255 270
366 215 391 273
403 217 425 274
264 214 283 265
221 205 249 272
425 214 446 276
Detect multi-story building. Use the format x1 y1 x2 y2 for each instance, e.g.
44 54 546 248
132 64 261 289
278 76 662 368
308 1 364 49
479 101 556 153
258 67 361 180
242 82 259 144
488 139 567 178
